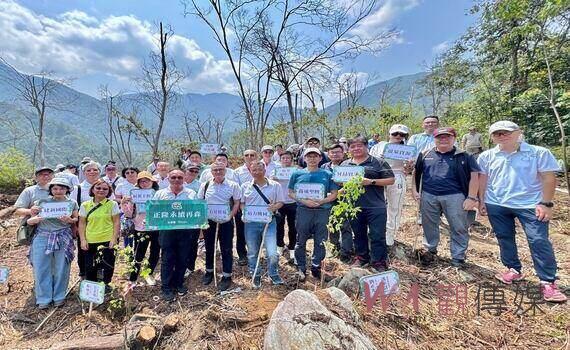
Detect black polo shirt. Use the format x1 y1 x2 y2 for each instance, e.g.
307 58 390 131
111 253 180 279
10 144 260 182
341 156 394 209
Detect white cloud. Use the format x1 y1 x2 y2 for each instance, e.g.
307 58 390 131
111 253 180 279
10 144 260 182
0 0 235 95
432 40 450 55
349 0 420 38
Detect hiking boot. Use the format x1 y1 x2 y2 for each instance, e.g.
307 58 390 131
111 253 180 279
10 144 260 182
310 266 322 279
162 291 175 302
371 261 389 273
252 274 262 289
415 248 437 266
270 274 284 285
541 282 567 302
495 268 524 285
351 256 369 268
238 257 248 266
202 271 214 286
339 253 352 264
218 276 232 291
295 269 306 282
451 259 466 268
177 286 188 296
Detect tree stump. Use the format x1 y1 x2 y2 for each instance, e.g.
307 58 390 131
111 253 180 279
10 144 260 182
164 314 180 332
136 325 156 344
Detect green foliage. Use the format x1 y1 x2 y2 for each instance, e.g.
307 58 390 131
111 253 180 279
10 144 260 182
327 175 365 234
0 147 34 192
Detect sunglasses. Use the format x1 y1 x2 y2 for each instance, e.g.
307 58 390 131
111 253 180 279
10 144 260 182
188 170 199 173
244 154 256 157
391 133 407 137
492 130 513 137
106 167 117 171
169 176 184 180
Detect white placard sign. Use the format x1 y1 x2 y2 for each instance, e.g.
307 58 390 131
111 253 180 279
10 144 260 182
130 189 155 213
382 144 417 161
243 205 273 223
359 270 400 299
200 143 220 155
272 167 296 181
208 204 231 223
39 201 74 218
294 183 325 200
0 266 9 284
332 166 365 183
79 280 105 304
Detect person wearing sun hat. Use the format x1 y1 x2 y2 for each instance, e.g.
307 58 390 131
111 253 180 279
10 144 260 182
297 136 329 168
478 120 566 302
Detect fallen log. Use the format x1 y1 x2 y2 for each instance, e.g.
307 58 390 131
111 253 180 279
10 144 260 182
0 206 16 220
49 334 123 350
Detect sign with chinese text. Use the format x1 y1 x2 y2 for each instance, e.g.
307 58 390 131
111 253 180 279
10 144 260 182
360 270 400 299
39 201 74 218
0 267 9 284
272 167 296 181
200 143 220 155
79 280 105 304
130 189 155 213
243 205 273 223
382 144 417 161
146 200 208 230
208 204 231 223
294 183 325 200
332 166 364 183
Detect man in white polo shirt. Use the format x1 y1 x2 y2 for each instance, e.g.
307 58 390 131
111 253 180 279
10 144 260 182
478 121 566 302
241 161 284 287
260 145 279 176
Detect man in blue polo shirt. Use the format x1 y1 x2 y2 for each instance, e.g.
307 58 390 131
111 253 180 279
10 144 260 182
412 127 480 268
478 121 566 302
289 147 338 281
407 115 439 153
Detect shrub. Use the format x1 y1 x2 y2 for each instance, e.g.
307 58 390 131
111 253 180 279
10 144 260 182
0 148 34 193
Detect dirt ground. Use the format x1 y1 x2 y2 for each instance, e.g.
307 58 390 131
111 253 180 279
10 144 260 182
0 190 568 350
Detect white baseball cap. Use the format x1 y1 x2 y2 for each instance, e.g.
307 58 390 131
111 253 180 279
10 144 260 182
303 147 322 157
489 121 520 134
389 124 410 135
261 145 274 152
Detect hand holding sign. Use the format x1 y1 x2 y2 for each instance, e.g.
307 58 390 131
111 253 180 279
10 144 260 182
200 143 220 155
382 143 417 161
332 166 364 183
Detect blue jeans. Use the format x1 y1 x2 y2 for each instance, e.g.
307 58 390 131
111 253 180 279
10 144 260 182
31 234 71 305
486 203 558 282
245 218 279 277
421 192 472 260
159 229 195 293
350 207 388 264
294 207 330 272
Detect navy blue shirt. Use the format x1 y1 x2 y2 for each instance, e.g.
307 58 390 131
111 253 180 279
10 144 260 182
421 148 480 196
341 156 394 209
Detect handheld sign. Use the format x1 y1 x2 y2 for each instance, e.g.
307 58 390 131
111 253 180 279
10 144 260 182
332 166 364 183
39 201 74 218
382 143 417 161
146 200 208 230
130 189 155 213
208 204 232 223
0 266 9 284
79 280 105 304
200 143 220 155
243 205 273 223
294 183 325 200
272 167 296 181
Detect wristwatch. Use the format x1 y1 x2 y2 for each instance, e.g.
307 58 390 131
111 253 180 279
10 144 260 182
371 180 376 185
538 201 554 208
467 196 479 202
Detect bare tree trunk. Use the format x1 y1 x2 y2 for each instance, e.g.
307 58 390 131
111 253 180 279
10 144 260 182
153 22 168 158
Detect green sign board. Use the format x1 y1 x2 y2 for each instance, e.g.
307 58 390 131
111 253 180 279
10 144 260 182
146 200 208 230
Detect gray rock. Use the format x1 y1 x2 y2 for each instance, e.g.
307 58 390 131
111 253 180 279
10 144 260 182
392 244 409 263
326 276 342 288
336 268 370 297
264 289 377 350
321 287 360 324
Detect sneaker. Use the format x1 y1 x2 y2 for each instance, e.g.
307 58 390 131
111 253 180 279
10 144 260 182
252 274 262 289
288 250 296 265
145 275 157 286
311 266 322 279
277 246 284 256
270 274 284 285
53 300 65 307
351 256 369 268
339 253 352 264
450 259 466 268
295 269 306 282
541 282 567 302
415 249 437 265
371 261 389 273
177 286 188 296
38 303 50 310
202 271 214 286
162 292 175 302
495 268 524 285
218 276 232 291
184 269 192 278
238 257 248 266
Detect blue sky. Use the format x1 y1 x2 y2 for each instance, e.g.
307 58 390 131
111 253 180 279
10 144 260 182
1 0 476 98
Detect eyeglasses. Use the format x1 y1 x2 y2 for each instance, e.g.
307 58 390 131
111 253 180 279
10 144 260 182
307 141 319 145
169 176 184 180
188 170 199 173
391 133 407 137
492 131 513 137
244 154 256 157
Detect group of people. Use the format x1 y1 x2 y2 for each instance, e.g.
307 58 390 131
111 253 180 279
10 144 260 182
15 116 567 308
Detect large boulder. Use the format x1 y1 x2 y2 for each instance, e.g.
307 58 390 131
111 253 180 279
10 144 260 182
336 268 369 297
264 289 376 350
